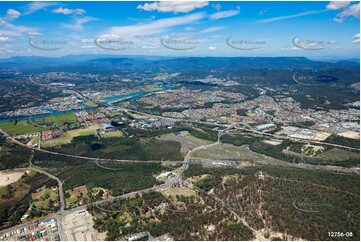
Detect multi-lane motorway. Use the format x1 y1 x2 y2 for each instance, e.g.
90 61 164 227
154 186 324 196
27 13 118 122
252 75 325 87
0 97 359 240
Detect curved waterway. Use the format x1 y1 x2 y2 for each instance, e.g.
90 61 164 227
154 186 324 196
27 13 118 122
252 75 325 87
0 82 172 123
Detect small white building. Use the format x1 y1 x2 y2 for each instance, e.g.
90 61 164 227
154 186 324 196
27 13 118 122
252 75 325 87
156 172 173 180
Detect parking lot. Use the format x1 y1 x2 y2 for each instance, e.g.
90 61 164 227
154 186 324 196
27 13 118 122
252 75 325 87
0 218 60 241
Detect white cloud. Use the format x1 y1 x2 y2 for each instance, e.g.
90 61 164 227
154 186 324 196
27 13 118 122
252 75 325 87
332 17 345 22
0 9 21 27
142 45 158 49
62 16 98 31
5 9 21 20
208 46 217 50
0 30 20 36
185 27 195 31
137 1 208 13
0 46 20 55
0 9 34 38
82 45 95 49
352 33 360 43
212 3 222 11
257 9 327 23
95 34 124 42
259 8 269 16
0 35 14 43
109 12 206 36
326 1 359 23
52 7 86 15
201 26 225 33
209 7 240 20
81 38 94 43
326 1 351 10
281 46 301 51
28 31 42 35
1 23 39 36
333 3 360 22
24 2 59 15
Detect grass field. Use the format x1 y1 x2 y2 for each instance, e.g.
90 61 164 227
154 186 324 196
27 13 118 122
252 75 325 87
84 101 98 107
42 125 99 148
101 131 124 139
32 187 59 210
0 120 49 135
162 187 196 200
142 87 163 92
32 112 77 125
0 113 77 135
65 185 90 208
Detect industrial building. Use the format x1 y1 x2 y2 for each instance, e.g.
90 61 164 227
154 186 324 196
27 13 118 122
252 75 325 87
254 123 276 131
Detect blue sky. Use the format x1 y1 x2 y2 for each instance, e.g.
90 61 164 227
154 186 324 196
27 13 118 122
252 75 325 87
0 1 359 59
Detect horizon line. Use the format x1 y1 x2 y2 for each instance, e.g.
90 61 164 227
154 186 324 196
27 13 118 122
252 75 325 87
0 54 359 61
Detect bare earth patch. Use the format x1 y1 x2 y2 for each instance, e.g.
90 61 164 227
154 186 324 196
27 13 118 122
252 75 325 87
263 139 282 146
337 131 360 140
0 170 27 187
190 143 285 167
62 209 106 241
159 131 211 154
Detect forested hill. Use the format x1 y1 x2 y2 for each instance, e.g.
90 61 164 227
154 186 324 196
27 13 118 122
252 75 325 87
0 55 359 73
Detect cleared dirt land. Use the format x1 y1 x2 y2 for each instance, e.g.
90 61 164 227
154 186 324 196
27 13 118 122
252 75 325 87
337 131 360 139
190 143 282 163
159 131 211 154
0 170 34 207
0 170 27 187
189 143 325 169
62 209 106 241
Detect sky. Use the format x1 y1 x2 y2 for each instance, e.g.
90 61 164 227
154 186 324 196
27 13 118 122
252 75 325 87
0 1 359 59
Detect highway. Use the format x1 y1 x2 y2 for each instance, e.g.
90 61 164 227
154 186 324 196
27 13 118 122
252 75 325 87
1 111 359 177
112 104 361 152
1 112 359 177
24 74 360 152
1 110 359 239
119 107 360 151
0 91 359 239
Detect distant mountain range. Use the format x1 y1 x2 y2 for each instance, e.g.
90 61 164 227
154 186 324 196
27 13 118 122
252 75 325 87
0 54 359 73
